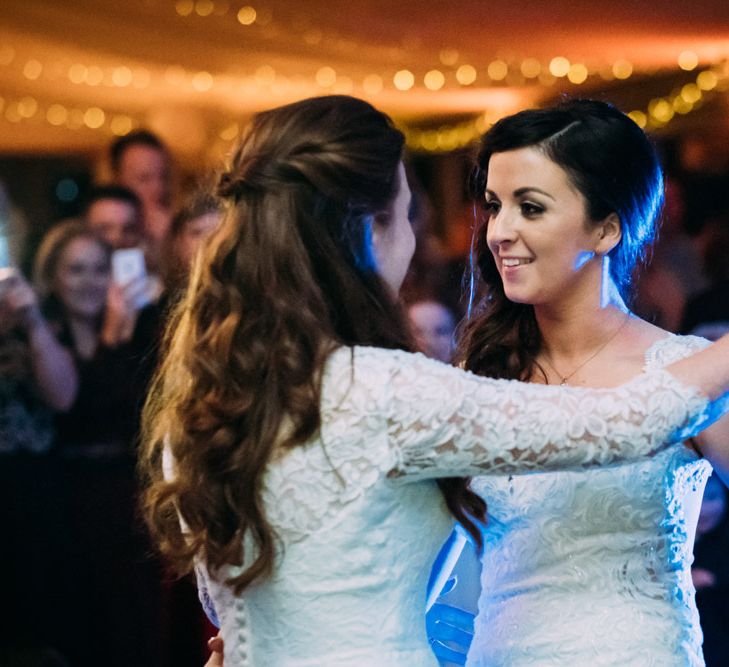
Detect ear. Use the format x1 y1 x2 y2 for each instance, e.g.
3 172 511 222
595 213 622 255
369 210 390 258
355 215 378 271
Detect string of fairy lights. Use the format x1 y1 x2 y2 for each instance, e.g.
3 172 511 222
405 60 729 153
1 15 729 154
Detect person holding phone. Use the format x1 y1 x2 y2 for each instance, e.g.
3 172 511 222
83 183 165 310
31 220 164 666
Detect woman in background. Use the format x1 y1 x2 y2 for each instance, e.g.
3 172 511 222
33 221 163 667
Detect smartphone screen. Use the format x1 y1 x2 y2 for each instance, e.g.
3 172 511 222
111 247 151 309
111 247 146 286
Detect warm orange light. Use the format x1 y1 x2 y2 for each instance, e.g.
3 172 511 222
47 104 68 126
17 97 38 118
195 0 214 17
672 96 693 115
424 70 445 91
133 68 151 88
112 66 133 87
175 0 194 16
165 66 186 85
66 109 85 130
456 64 477 85
612 60 633 80
549 57 570 77
86 66 104 86
567 63 588 84
84 107 105 129
316 67 336 87
678 50 699 71
0 45 15 66
539 70 557 86
487 60 508 81
697 70 718 91
520 59 541 78
304 30 323 45
237 6 257 25
333 76 354 94
255 65 276 85
5 103 22 123
627 110 647 128
68 64 87 84
439 49 459 66
255 8 272 26
475 114 490 133
192 71 214 91
219 122 239 141
681 83 702 103
393 70 415 91
648 98 673 123
23 60 43 80
111 115 134 135
362 74 383 94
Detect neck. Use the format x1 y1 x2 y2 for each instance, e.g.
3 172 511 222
67 314 99 359
535 280 628 361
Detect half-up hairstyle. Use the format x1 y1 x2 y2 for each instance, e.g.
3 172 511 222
141 95 484 594
458 98 664 381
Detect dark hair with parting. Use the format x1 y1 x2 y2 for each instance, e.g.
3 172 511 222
457 98 664 383
457 99 663 380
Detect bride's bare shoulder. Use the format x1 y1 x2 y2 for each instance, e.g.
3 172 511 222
624 315 673 349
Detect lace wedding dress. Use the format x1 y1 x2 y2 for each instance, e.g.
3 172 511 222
469 335 713 666
185 344 717 667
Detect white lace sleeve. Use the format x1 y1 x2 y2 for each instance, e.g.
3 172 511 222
194 563 221 628
163 443 223 629
384 350 718 480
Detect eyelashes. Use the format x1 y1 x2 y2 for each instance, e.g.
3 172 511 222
520 202 545 217
483 198 545 218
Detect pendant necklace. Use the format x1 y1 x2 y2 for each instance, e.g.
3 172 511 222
541 312 631 386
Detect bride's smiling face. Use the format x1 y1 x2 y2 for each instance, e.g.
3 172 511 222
484 147 613 306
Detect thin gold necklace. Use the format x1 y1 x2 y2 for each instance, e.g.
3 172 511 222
541 312 631 386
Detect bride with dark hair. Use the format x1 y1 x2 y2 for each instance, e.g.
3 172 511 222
444 98 729 666
140 95 729 667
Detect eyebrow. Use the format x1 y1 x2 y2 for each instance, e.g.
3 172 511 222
486 187 556 202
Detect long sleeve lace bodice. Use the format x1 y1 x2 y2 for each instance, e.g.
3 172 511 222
468 335 715 666
191 345 718 667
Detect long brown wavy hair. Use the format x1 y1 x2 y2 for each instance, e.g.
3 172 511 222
140 95 485 594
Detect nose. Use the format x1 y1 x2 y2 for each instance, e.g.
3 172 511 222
486 205 518 250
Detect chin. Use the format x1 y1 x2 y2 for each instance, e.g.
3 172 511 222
503 289 533 306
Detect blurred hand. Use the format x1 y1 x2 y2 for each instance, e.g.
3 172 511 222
692 567 717 590
204 634 224 667
100 276 147 346
426 602 475 666
0 267 42 332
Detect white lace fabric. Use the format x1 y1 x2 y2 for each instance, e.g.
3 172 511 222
468 335 713 667
186 344 715 666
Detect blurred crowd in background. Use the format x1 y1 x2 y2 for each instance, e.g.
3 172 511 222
1 125 728 667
